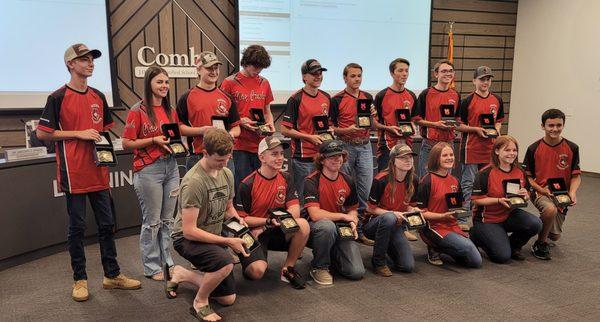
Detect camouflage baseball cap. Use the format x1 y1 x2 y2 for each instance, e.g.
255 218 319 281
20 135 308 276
196 51 222 68
64 43 101 64
258 136 289 155
474 66 494 79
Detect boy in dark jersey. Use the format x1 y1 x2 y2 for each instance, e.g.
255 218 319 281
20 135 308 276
235 136 310 289
523 109 581 260
37 43 140 302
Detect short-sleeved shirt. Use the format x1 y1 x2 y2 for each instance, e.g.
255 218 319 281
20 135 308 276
303 171 359 215
38 85 114 194
458 92 505 164
368 171 419 212
171 163 234 240
221 72 274 153
122 103 179 172
281 89 332 159
472 165 527 223
330 90 373 141
235 170 299 218
374 87 417 151
416 172 466 238
412 87 460 142
176 86 240 154
523 138 581 189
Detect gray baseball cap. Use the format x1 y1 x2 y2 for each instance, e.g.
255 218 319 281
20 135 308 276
474 66 494 79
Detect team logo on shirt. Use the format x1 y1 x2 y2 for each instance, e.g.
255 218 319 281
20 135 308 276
448 99 456 105
403 100 411 108
275 185 286 205
336 189 347 206
490 104 497 117
91 104 102 124
557 154 569 170
216 99 228 115
450 184 459 192
322 103 329 115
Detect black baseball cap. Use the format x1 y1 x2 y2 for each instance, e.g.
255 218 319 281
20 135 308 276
301 59 327 74
319 140 345 157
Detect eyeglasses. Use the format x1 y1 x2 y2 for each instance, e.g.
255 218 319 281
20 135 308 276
438 69 454 74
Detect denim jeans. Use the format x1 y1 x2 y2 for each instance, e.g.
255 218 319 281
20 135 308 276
233 150 261 194
435 232 482 268
363 212 414 272
65 189 120 280
292 158 315 205
470 209 542 263
186 154 235 177
308 220 365 280
417 140 433 179
459 163 481 225
341 142 374 234
133 156 179 276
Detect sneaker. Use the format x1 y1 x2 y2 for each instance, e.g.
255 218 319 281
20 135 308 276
531 240 552 260
427 247 443 266
357 234 375 246
281 266 306 289
103 274 142 290
404 230 418 241
511 248 526 261
72 280 89 302
309 268 333 285
374 265 393 277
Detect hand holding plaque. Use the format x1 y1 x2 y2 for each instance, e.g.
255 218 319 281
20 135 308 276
503 179 528 208
395 108 415 136
211 116 228 131
479 114 499 138
313 115 335 142
355 98 373 128
547 178 573 207
404 211 426 230
93 132 117 167
445 192 469 218
335 221 355 240
222 217 260 254
269 209 299 234
440 104 459 127
250 108 274 136
161 123 188 157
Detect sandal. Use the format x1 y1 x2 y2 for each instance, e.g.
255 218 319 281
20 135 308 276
163 263 178 299
189 305 216 321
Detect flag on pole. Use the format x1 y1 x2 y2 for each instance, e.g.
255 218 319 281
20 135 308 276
447 22 455 88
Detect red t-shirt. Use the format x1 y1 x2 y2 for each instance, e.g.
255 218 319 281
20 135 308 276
368 171 419 212
303 171 359 215
281 89 332 159
330 90 373 141
472 165 527 223
122 103 179 172
235 170 299 218
38 85 114 194
176 86 240 154
416 172 466 238
412 87 460 142
374 87 417 152
458 92 505 164
221 72 274 153
523 138 581 189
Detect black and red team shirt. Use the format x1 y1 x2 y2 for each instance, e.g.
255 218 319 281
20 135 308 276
235 170 299 218
176 86 240 154
368 171 419 212
412 87 460 142
221 72 274 153
458 92 505 164
472 165 527 223
374 87 417 153
330 90 373 141
303 171 359 216
38 85 114 194
281 89 331 159
523 138 581 189
122 103 179 172
416 172 466 238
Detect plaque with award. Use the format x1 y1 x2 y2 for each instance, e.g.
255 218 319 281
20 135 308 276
268 209 299 234
250 108 274 136
395 108 415 136
445 192 469 218
356 98 373 128
313 115 335 141
161 123 188 158
479 114 499 138
335 221 355 240
211 116 228 131
404 211 426 230
222 217 260 253
440 104 458 127
503 179 528 208
547 178 573 207
93 132 117 167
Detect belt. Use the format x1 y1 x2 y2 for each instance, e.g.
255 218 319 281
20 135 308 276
343 137 370 146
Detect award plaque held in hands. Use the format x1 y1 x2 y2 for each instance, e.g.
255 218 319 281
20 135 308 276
161 123 188 158
395 108 415 136
211 116 228 131
479 114 499 138
250 108 274 136
503 179 528 208
268 209 299 234
222 217 260 253
93 132 117 167
404 211 426 230
335 221 355 240
355 98 373 128
440 104 458 127
313 115 335 141
445 192 469 218
547 178 573 207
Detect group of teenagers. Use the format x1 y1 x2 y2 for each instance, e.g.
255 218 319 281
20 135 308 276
38 43 581 321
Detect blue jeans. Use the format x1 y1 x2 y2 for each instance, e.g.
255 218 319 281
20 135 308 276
292 158 315 205
460 163 481 225
308 220 365 279
133 156 179 276
233 150 261 194
186 154 235 176
341 142 374 234
470 209 542 263
417 140 433 179
363 213 414 272
434 232 482 268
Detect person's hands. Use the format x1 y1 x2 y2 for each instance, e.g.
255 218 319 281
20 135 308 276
227 238 250 257
568 191 577 206
153 136 172 153
498 197 511 209
349 221 358 240
306 134 324 146
198 125 215 136
388 125 402 137
77 129 101 141
475 127 488 138
393 211 406 224
433 121 453 130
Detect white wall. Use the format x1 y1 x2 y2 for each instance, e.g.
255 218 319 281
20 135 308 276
510 0 600 173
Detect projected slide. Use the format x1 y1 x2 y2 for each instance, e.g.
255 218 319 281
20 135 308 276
240 0 431 102
0 0 112 108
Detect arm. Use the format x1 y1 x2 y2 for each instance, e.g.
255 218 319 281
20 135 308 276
181 207 248 256
569 174 581 205
281 124 323 146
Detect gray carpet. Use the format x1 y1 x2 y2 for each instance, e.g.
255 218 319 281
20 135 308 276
2 174 599 321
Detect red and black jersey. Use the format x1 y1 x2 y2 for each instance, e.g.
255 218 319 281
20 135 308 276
221 72 274 153
374 87 417 152
235 170 299 218
412 87 460 142
368 171 419 212
416 172 466 238
122 103 178 172
176 86 240 154
472 165 527 223
458 92 505 164
281 89 331 159
303 171 359 215
523 138 581 189
330 90 373 141
38 85 114 194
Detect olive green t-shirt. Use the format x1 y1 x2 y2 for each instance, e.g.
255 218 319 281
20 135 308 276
171 162 234 240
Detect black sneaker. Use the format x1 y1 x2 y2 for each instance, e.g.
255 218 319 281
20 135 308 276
511 248 526 261
531 240 552 260
281 266 306 289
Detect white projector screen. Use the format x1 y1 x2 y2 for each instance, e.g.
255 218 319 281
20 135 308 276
239 0 432 103
0 0 113 109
